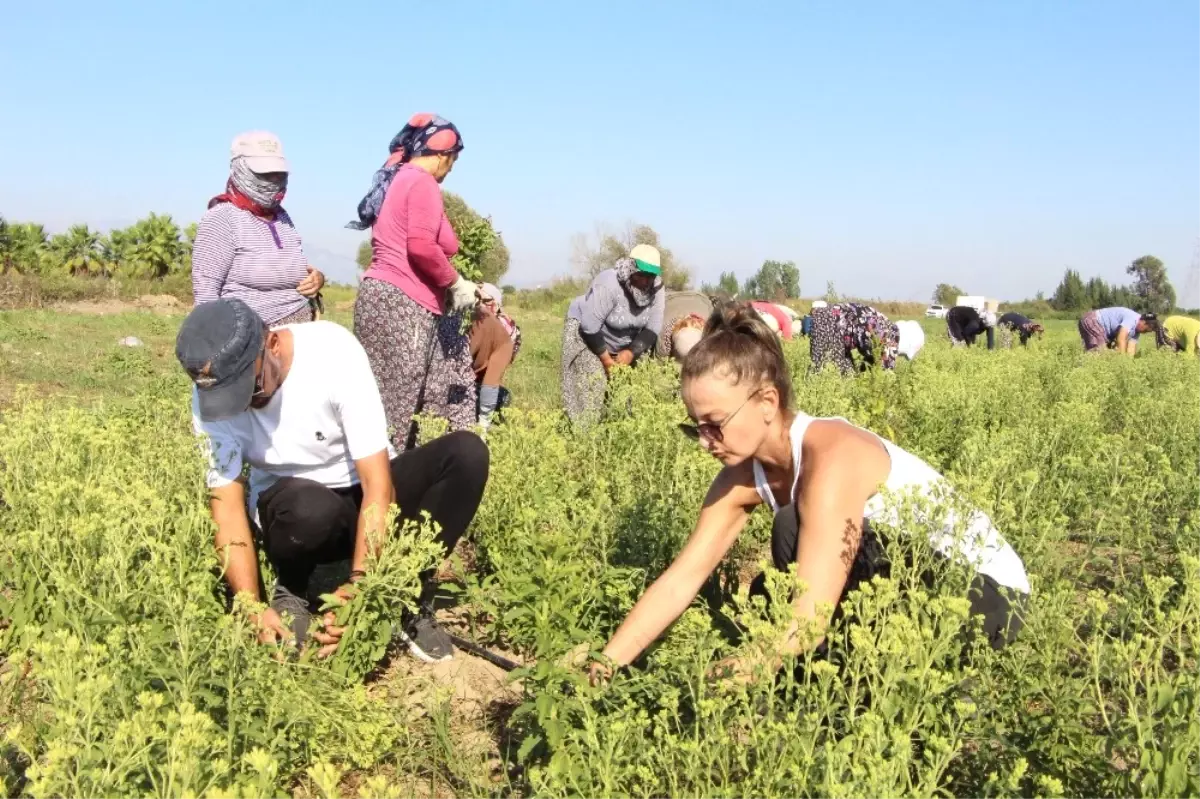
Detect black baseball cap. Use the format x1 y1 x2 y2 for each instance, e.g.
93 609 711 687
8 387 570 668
175 299 265 421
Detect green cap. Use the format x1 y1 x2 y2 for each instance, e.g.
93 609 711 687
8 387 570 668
629 244 662 276
634 258 661 275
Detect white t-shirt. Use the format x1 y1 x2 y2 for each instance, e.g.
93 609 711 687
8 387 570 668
192 321 396 524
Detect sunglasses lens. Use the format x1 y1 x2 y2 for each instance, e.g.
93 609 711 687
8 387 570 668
678 423 700 440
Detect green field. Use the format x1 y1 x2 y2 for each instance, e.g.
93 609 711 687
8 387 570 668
0 297 1197 798
0 296 1087 413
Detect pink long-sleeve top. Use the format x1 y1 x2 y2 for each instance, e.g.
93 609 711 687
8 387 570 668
363 164 459 314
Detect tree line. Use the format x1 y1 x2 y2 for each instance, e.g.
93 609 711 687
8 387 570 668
0 214 196 279
930 255 1182 316
698 260 801 301
1046 256 1176 315
2 191 510 285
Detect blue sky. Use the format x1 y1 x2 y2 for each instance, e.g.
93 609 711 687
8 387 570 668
1 0 1196 302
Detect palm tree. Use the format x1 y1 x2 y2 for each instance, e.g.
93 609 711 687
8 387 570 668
48 224 102 276
115 214 184 278
98 229 129 275
7 223 48 274
180 222 198 274
0 216 11 273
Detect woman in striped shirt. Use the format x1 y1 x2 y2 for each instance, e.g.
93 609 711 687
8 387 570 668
192 131 325 325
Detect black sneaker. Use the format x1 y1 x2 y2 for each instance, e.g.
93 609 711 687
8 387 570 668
270 583 312 645
398 611 455 663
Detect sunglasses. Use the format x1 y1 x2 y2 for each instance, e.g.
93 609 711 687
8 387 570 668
678 389 760 443
250 338 270 404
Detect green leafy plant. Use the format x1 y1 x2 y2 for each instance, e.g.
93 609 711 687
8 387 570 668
311 507 443 681
1 316 1197 797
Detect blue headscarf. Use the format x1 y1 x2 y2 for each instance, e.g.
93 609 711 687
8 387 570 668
346 113 463 231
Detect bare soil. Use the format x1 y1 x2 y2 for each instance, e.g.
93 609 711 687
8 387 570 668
55 294 183 315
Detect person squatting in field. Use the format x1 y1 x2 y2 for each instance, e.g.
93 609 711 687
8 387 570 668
809 302 924 374
656 290 714 361
348 113 480 451
192 131 326 325
176 298 489 664
1078 306 1169 355
481 281 523 360
469 283 517 432
996 311 1044 348
589 303 1030 684
946 305 997 349
560 244 666 427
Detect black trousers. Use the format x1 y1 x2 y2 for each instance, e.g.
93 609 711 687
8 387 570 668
759 505 1024 650
255 431 489 634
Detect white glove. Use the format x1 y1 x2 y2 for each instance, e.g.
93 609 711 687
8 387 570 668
447 275 479 314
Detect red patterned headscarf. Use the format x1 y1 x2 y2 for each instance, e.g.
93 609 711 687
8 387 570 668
346 113 463 230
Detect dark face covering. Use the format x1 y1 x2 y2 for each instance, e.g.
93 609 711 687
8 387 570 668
614 257 661 309
249 346 284 409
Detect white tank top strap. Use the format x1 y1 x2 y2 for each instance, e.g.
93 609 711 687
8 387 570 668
751 459 777 512
752 413 816 512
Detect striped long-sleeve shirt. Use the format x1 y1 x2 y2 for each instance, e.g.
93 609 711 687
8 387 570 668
191 203 309 325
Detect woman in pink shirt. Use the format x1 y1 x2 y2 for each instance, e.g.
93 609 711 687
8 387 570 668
348 114 480 451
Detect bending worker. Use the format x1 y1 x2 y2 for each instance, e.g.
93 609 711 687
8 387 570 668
657 290 714 361
947 305 996 349
470 283 516 431
176 298 490 664
561 244 665 427
810 302 913 373
1078 307 1161 355
1162 314 1200 354
589 304 1029 684
750 300 796 340
996 312 1044 347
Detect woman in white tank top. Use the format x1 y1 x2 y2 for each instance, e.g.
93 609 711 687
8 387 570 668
591 303 1030 684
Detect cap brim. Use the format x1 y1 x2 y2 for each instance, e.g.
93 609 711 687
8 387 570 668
633 258 661 275
242 155 289 174
196 366 257 422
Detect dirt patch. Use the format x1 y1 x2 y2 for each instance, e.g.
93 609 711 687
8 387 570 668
399 614 524 721
56 294 184 315
136 294 183 311
424 651 520 717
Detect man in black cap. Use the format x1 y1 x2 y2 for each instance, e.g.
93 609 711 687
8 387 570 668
176 298 489 662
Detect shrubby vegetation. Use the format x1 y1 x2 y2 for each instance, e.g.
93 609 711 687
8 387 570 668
2 189 509 288
0 215 196 279
356 191 510 285
1 319 1196 796
572 222 692 291
473 341 1198 796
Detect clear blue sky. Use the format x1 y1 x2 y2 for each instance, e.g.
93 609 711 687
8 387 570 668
2 0 1197 302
